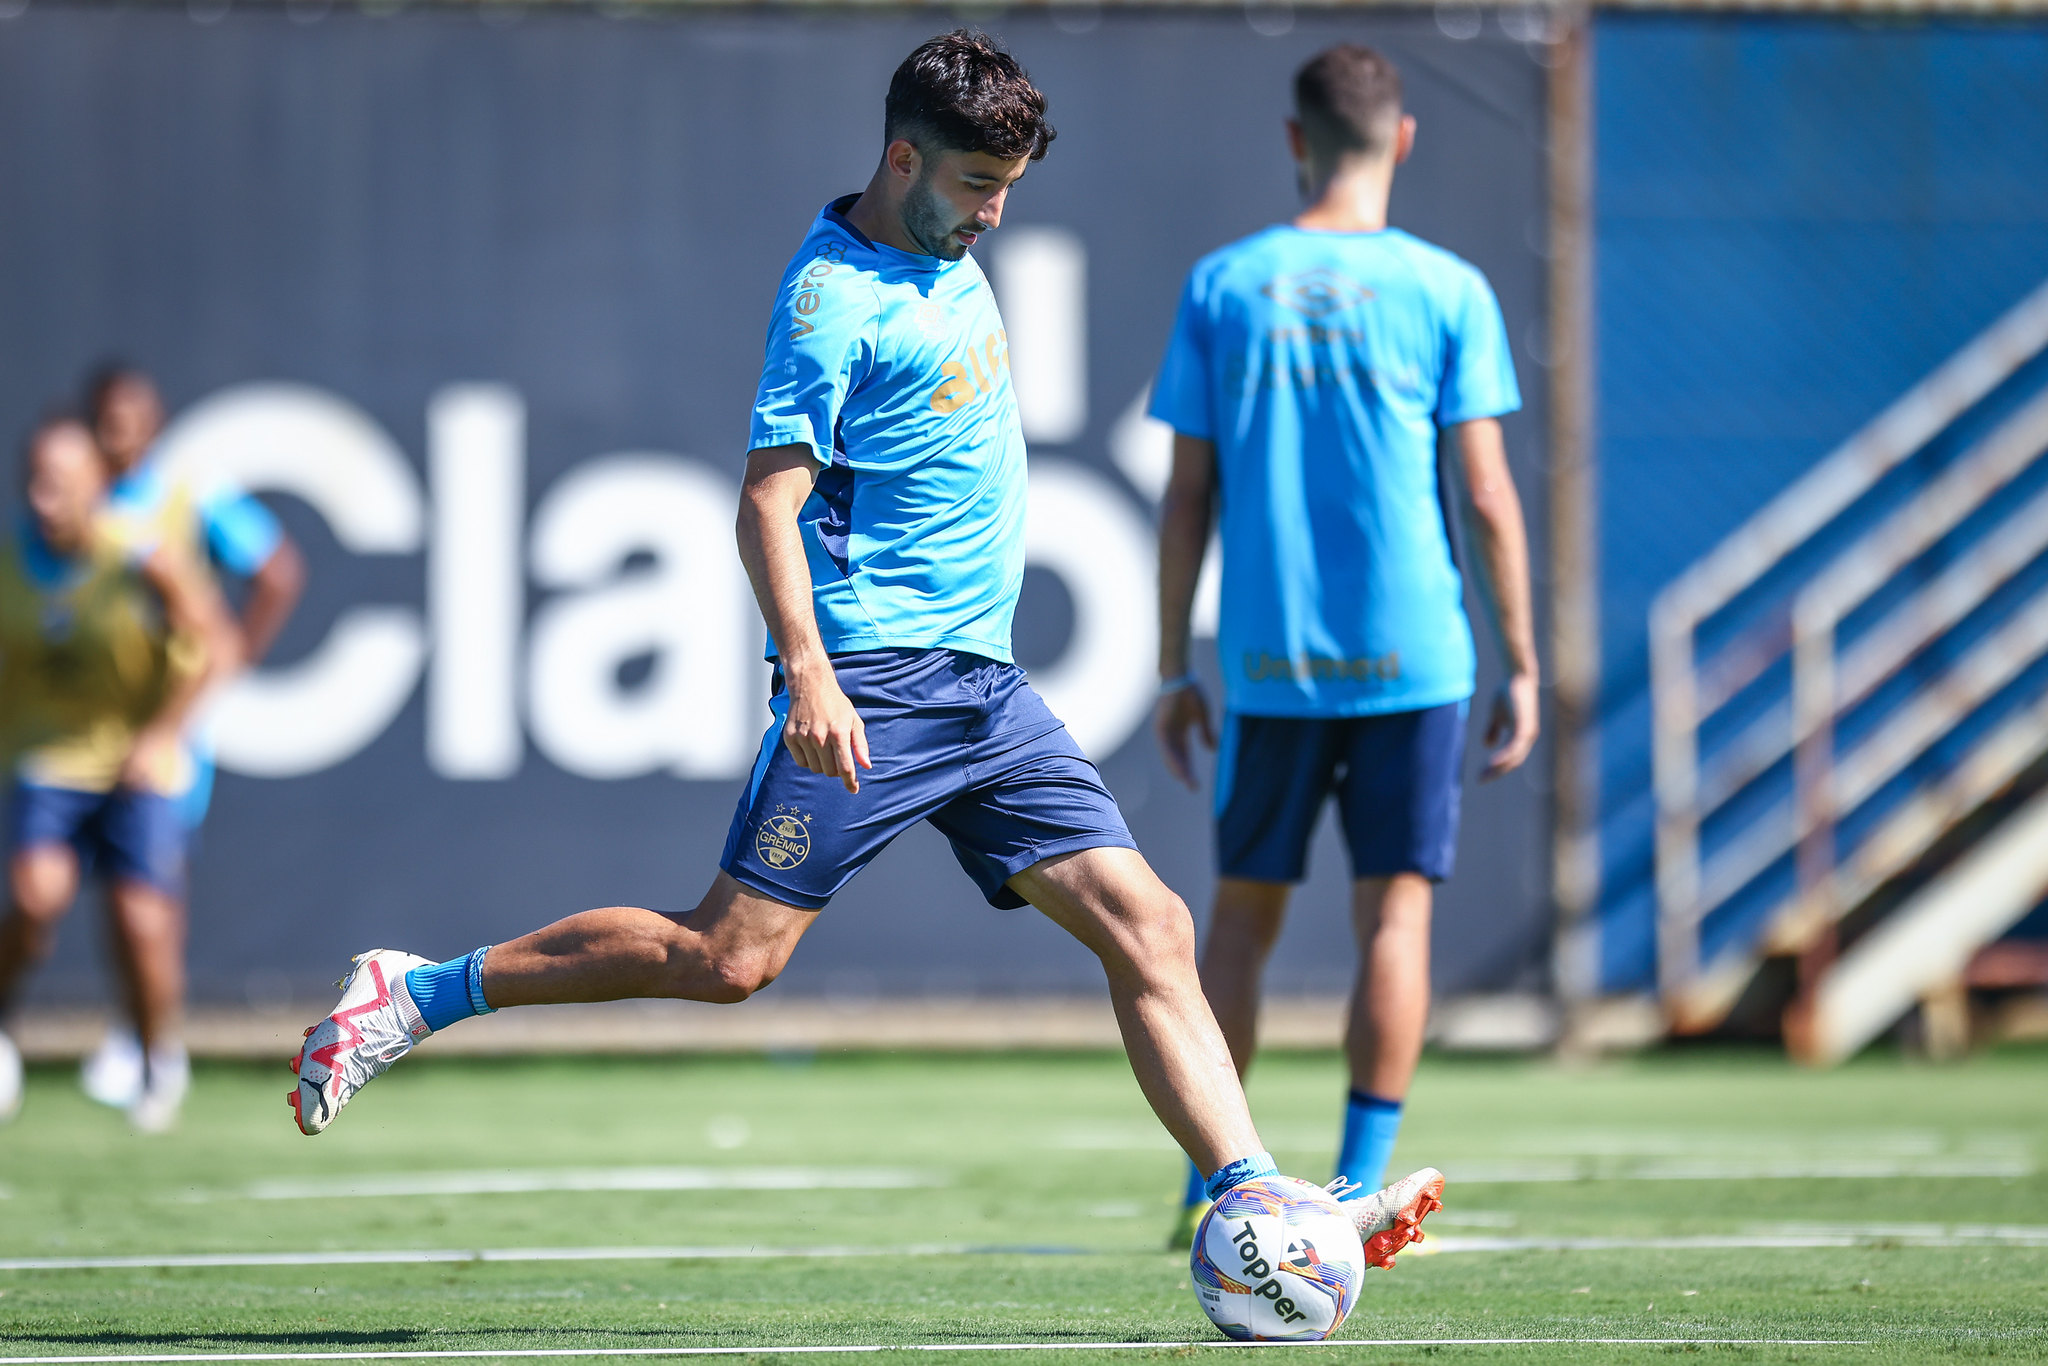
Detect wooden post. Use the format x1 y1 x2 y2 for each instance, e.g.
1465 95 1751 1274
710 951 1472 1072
1547 6 1602 1009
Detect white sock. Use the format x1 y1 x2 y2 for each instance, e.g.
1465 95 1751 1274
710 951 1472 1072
145 1042 190 1095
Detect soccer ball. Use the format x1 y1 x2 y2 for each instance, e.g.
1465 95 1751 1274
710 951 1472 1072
1188 1175 1365 1341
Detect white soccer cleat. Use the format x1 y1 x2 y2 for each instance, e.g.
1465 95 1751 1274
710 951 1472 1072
1327 1166 1445 1269
288 950 432 1136
81 1028 145 1108
0 1029 21 1125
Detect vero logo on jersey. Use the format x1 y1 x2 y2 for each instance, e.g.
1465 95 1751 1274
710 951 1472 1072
1260 269 1372 319
789 241 850 340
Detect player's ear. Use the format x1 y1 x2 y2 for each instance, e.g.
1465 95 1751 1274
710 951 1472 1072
884 138 922 185
1284 118 1307 165
1393 115 1417 165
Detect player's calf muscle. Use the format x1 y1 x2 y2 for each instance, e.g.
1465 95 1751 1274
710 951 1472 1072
482 898 804 1007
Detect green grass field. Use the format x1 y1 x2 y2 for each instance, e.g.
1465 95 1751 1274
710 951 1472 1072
2 1043 2045 1363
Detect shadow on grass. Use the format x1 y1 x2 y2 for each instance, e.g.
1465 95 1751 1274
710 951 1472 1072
3 1324 1142 1351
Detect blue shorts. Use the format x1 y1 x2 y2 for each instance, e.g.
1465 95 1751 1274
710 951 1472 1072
1214 703 1467 884
8 781 189 896
720 649 1137 910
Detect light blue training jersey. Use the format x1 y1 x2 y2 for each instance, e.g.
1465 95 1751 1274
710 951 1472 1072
750 196 1026 664
1150 226 1521 717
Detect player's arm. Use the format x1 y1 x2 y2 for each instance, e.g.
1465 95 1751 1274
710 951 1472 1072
200 486 304 664
1155 432 1219 790
238 535 305 664
735 445 870 795
122 545 244 792
1450 417 1539 780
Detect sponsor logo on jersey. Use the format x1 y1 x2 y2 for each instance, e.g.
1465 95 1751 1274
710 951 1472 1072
1242 650 1402 685
1259 268 1373 319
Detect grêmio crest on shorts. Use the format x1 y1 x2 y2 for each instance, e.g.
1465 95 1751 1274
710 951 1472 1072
749 195 1028 666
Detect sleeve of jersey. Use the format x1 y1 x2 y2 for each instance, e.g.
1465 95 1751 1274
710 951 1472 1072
1146 271 1215 440
199 486 284 576
749 263 878 466
1435 268 1523 426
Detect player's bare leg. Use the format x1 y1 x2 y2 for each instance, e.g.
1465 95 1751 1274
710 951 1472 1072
290 874 816 1134
480 875 816 1006
105 882 184 1055
1198 878 1292 1076
1315 872 1444 1265
1346 873 1431 1100
108 880 189 1130
0 846 78 1012
0 846 80 1125
1164 877 1287 1244
1008 846 1262 1178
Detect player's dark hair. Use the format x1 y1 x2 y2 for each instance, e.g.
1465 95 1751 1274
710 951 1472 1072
1294 45 1403 162
885 30 1055 163
80 359 152 425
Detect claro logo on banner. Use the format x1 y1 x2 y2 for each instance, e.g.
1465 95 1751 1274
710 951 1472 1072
158 381 1187 787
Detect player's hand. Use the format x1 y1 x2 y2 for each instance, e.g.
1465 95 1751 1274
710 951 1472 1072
783 663 871 794
119 725 182 794
1480 671 1540 782
1154 681 1215 790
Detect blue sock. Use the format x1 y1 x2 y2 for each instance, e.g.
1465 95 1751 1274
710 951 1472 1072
1335 1089 1404 1195
1204 1150 1278 1202
403 947 496 1034
1181 1158 1207 1209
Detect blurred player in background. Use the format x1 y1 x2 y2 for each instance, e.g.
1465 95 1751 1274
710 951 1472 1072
76 365 305 1109
0 416 238 1129
1152 45 1538 1246
285 30 1445 1265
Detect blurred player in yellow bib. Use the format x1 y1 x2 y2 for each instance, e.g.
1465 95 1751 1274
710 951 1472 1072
0 415 238 1131
74 366 304 1110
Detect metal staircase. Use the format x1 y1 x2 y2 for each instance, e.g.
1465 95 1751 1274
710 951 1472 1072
1647 277 2048 1061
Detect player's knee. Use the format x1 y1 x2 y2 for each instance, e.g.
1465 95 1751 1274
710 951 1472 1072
1116 890 1198 976
9 864 73 929
702 948 781 1003
10 883 70 932
1368 876 1434 939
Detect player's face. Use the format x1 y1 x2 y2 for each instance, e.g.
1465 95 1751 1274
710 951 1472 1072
902 148 1030 261
94 375 164 473
26 424 109 554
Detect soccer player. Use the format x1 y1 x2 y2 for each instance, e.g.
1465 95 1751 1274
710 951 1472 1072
1151 45 1538 1246
286 30 1444 1264
0 416 239 1130
74 365 306 1110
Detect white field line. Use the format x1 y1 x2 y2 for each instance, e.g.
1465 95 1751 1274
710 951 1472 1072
1441 1157 2030 1183
0 1247 951 1273
1759 1222 2048 1242
168 1168 937 1203
1051 1132 2034 1179
1052 1125 2035 1161
0 1340 1875 1363
1425 1226 2048 1254
10 1224 2048 1274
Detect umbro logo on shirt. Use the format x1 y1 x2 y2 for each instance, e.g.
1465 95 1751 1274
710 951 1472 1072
1260 268 1373 319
